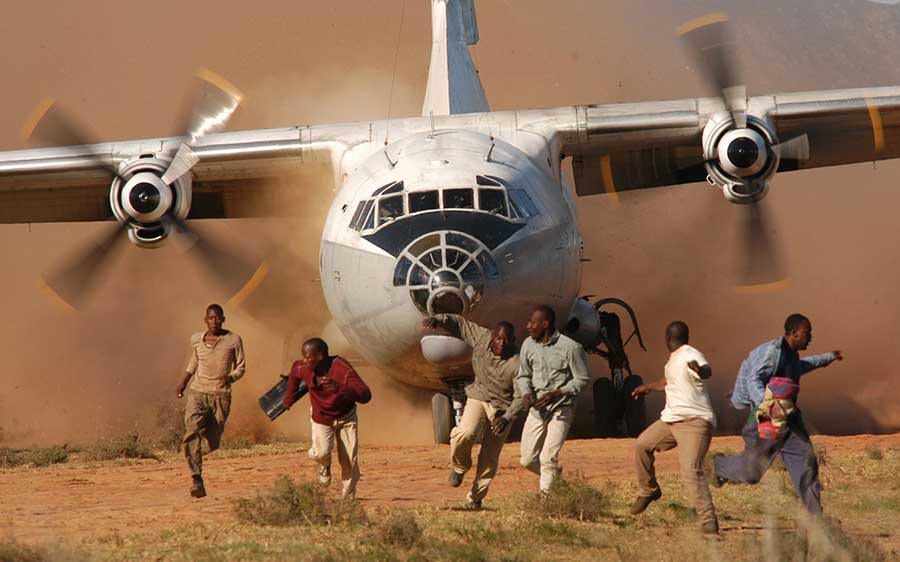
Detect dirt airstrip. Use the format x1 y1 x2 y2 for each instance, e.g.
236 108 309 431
1 433 899 545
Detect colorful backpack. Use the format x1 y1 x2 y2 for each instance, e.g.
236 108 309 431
755 377 799 440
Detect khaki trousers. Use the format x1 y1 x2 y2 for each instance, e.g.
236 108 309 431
635 418 717 525
519 405 575 493
182 390 231 477
309 410 360 499
449 398 513 503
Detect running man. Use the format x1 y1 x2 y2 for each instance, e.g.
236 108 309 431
283 338 371 499
517 305 590 494
176 304 246 498
629 321 719 534
714 313 842 514
423 314 523 510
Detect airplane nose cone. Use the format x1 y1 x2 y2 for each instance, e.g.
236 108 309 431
392 231 499 316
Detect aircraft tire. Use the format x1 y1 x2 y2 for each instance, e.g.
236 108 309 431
623 374 647 438
592 378 616 438
432 393 454 444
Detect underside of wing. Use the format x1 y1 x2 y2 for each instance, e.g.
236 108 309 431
773 87 900 172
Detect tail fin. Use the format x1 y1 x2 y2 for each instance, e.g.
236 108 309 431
422 0 489 116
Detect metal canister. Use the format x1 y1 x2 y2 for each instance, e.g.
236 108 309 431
258 375 309 421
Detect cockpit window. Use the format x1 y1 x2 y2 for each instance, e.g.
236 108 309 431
409 190 439 213
508 189 539 218
382 181 404 195
478 189 508 216
361 199 376 230
476 175 502 187
349 201 367 230
378 195 404 225
443 188 474 209
372 181 401 197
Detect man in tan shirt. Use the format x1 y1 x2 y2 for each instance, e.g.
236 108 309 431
423 314 522 510
176 303 246 498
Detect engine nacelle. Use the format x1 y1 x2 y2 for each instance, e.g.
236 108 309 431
564 297 603 349
109 157 191 247
702 112 779 205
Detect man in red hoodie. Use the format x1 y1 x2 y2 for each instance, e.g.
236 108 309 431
283 337 371 499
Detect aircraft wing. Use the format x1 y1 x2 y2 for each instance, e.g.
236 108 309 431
518 86 900 197
0 124 368 223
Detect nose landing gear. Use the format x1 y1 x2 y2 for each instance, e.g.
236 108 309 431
431 378 469 444
584 298 648 438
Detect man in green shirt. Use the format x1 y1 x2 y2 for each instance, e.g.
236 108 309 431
423 314 523 510
517 305 590 493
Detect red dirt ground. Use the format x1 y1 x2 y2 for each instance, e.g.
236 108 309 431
1 433 899 544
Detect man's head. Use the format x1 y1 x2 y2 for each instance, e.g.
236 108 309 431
491 321 516 358
526 305 556 341
784 313 812 351
205 304 225 333
302 337 329 371
665 321 689 352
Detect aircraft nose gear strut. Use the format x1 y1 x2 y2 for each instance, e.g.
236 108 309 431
588 298 648 438
431 378 470 444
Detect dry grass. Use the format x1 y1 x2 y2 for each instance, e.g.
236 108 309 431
521 472 612 522
375 511 422 549
2 442 898 562
80 434 160 462
0 445 69 468
0 538 87 562
233 475 366 527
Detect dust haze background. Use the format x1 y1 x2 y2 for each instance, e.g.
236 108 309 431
1 0 898 445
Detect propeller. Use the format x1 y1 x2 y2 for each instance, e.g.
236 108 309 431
29 69 268 311
678 13 798 292
677 13 746 128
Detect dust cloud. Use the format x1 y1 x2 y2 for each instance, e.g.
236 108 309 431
1 0 899 445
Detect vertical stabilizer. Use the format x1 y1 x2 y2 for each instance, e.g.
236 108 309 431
422 0 489 116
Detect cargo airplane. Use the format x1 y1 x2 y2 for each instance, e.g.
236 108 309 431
2 1 898 440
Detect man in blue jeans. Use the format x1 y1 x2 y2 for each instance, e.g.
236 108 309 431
714 314 842 514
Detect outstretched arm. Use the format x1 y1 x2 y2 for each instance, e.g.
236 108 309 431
631 378 667 399
799 350 842 376
422 314 488 348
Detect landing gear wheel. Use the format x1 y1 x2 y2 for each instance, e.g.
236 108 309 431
592 378 616 438
623 374 647 438
432 393 454 445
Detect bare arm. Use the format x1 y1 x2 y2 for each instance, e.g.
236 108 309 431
688 360 712 380
631 378 667 399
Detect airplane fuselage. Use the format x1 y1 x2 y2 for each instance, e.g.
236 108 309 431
320 129 582 389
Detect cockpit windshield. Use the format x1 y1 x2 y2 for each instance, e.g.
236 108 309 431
443 188 474 209
349 177 537 232
378 195 404 225
409 191 439 213
478 189 507 216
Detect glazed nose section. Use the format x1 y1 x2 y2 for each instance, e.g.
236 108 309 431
392 231 500 316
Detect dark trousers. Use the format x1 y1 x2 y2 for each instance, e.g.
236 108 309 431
714 413 821 514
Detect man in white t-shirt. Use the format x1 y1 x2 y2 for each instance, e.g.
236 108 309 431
628 321 718 535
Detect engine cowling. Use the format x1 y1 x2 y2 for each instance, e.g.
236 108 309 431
702 112 780 205
109 157 191 247
564 297 604 349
